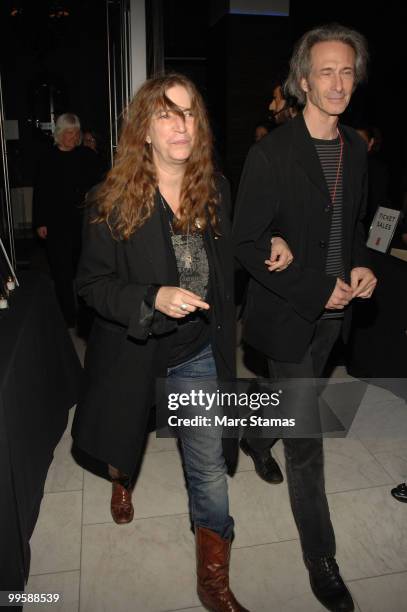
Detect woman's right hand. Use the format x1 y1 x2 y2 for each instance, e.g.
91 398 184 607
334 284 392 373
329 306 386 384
37 226 48 239
155 286 210 319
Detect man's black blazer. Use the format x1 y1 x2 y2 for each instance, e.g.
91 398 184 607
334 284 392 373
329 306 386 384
233 113 370 363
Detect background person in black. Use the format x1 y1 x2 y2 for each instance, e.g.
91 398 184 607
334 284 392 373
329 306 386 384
356 125 391 232
233 24 377 612
33 113 103 326
254 121 271 142
82 127 110 176
268 80 301 127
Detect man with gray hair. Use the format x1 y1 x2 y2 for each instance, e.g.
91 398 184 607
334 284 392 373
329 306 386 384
233 23 377 611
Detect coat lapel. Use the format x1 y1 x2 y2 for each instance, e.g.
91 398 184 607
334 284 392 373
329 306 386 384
126 192 178 286
341 126 355 269
292 114 331 203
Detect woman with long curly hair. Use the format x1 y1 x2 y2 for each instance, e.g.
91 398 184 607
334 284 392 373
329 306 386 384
72 73 291 611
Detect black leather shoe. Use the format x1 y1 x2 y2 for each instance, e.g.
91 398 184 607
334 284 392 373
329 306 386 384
391 482 407 503
305 556 354 612
239 439 283 484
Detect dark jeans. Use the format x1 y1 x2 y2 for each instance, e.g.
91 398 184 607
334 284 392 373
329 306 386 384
167 344 234 539
248 318 342 558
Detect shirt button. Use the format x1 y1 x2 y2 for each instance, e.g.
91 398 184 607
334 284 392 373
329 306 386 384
217 324 221 331
319 240 326 248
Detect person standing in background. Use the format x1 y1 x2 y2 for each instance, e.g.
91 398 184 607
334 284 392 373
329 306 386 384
356 125 391 232
33 113 103 327
268 80 300 126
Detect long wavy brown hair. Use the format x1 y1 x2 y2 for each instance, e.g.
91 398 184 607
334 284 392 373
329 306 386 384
93 74 219 239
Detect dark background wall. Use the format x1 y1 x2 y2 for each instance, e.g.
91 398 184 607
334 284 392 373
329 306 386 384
208 14 292 190
1 0 406 204
0 0 109 186
205 2 406 198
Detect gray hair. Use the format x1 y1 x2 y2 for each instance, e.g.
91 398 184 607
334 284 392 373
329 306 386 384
54 113 82 144
285 23 369 105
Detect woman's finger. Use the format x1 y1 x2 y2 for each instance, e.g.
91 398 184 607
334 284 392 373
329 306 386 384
176 289 209 309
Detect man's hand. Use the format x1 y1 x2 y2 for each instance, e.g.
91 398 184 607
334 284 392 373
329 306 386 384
155 286 209 319
265 237 294 272
325 278 353 310
350 267 377 299
36 226 47 239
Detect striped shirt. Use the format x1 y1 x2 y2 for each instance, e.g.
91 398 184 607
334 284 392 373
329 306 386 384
313 136 344 319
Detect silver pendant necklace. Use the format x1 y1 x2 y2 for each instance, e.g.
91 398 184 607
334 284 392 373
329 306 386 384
159 193 193 270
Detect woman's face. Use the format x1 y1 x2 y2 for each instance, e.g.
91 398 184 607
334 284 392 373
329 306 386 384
146 84 195 171
58 127 80 151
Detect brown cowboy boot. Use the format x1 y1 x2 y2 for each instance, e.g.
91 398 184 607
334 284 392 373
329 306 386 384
108 465 134 524
110 480 134 524
196 526 250 612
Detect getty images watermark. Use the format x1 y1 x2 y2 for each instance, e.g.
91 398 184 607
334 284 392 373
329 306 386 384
155 376 407 439
155 378 320 439
165 388 296 429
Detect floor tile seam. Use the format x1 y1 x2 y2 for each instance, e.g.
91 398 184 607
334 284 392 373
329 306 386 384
355 439 406 481
162 607 202 612
82 511 191 527
162 606 202 612
44 487 84 494
27 567 80 578
232 467 255 474
326 483 400 496
233 536 300 550
78 473 84 612
41 489 84 496
347 568 407 583
81 518 300 548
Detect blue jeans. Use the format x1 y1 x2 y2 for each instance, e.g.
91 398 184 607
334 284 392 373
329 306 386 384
167 344 234 539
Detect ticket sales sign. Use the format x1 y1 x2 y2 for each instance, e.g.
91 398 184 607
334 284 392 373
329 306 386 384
366 206 401 253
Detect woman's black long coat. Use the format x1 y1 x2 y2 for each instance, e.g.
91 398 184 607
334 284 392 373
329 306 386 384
71 178 238 476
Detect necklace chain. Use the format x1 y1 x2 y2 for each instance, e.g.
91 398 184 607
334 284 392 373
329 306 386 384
159 193 193 269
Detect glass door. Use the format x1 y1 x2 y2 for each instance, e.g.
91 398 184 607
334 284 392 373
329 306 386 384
0 70 16 274
106 0 132 166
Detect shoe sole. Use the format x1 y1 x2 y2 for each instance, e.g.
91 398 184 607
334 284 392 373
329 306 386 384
240 442 283 484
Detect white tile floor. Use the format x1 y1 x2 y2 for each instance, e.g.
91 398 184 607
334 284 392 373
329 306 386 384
24 332 407 612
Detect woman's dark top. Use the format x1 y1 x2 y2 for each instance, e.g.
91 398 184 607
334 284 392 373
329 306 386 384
160 195 211 366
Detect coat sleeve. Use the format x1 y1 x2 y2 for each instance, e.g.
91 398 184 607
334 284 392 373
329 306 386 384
216 173 232 223
76 211 175 340
351 153 371 269
232 144 336 323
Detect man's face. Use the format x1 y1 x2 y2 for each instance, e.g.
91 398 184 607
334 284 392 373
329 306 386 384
83 132 97 151
301 41 356 118
269 85 286 120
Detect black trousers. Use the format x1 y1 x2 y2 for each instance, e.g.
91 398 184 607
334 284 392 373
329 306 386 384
46 233 81 327
248 318 342 558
